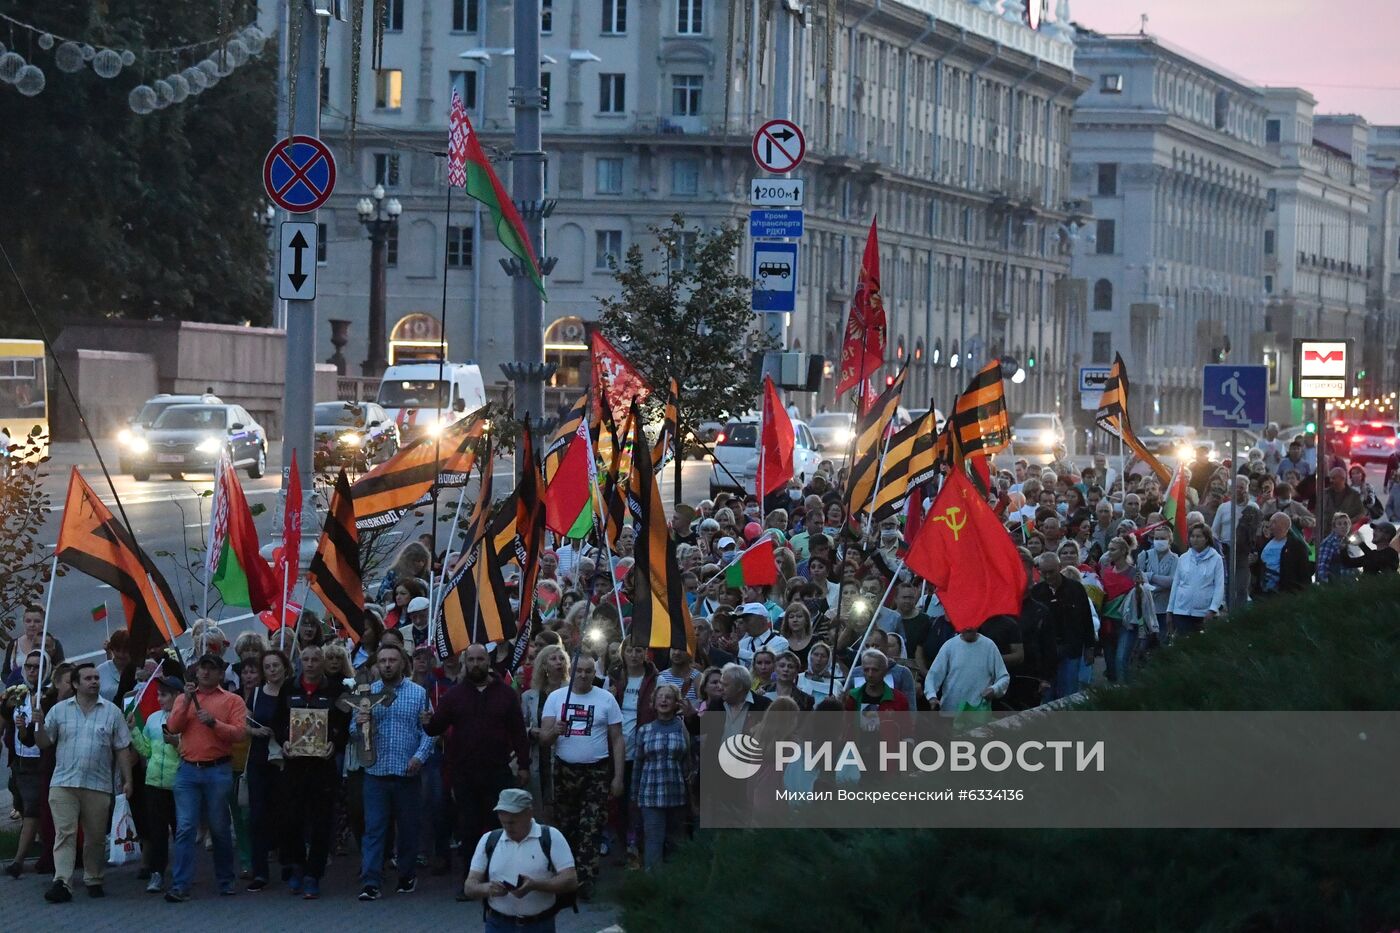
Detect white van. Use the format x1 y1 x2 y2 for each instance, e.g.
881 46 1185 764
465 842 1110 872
376 361 486 441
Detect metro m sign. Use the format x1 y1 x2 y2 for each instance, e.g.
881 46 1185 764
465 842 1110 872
1293 339 1350 399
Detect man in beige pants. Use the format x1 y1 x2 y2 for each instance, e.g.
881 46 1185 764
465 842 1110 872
35 661 134 903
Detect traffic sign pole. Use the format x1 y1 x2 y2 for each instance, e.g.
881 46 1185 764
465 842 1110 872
759 8 800 395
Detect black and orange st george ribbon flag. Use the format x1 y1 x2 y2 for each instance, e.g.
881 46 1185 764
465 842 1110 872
904 467 1025 631
544 392 588 484
55 468 186 656
652 377 679 470
603 403 634 544
435 453 515 658
870 406 938 523
511 420 547 635
308 469 366 645
1095 353 1171 485
844 363 907 521
624 402 695 653
951 360 1011 458
351 409 487 531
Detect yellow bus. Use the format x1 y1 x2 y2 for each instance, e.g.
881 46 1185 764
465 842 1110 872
0 339 49 463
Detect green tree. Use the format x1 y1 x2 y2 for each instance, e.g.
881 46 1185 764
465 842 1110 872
0 430 52 643
596 214 774 429
0 0 275 334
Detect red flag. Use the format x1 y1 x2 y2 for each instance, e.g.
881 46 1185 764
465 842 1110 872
905 468 1025 631
590 329 652 427
758 375 794 499
446 87 469 187
275 450 303 625
835 218 886 396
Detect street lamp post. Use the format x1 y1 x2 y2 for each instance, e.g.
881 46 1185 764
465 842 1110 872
357 184 402 378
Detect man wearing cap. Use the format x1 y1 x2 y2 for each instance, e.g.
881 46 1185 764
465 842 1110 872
353 644 434 901
736 603 789 669
163 653 247 902
404 596 432 650
1339 521 1400 575
34 661 134 903
463 789 578 932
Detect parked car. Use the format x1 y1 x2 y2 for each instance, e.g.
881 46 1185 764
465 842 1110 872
314 401 400 471
807 412 856 452
118 393 221 474
1140 424 1198 460
709 417 822 498
125 404 267 481
1348 421 1399 464
1010 412 1065 453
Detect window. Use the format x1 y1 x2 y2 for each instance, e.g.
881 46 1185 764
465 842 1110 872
677 0 702 34
1093 278 1113 311
1095 219 1115 254
1267 188 1277 211
386 226 399 267
596 230 623 268
599 73 626 113
1100 73 1123 94
672 158 699 195
1096 163 1118 196
316 222 327 265
374 69 403 110
382 0 403 32
320 65 330 106
671 232 699 272
541 0 553 33
540 71 552 111
1092 331 1112 364
1266 119 1280 143
450 69 478 109
1264 274 1274 294
447 226 473 269
1264 229 1275 255
671 74 702 116
452 0 479 32
596 157 623 194
603 0 627 33
373 152 401 187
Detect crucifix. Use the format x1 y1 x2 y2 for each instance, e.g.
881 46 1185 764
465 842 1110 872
336 684 396 767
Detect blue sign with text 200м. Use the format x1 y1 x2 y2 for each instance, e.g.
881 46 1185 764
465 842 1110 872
1201 364 1268 430
752 242 797 313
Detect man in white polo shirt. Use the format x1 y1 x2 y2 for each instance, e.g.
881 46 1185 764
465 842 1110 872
735 602 788 668
463 788 578 933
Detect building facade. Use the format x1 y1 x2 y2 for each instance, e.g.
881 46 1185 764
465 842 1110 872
1365 124 1400 404
275 0 1086 417
1259 97 1372 424
1069 33 1275 429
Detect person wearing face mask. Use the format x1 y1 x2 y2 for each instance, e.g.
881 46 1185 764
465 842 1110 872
1135 526 1178 641
714 535 738 566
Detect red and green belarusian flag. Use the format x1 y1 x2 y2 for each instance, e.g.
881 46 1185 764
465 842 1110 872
1162 463 1189 547
126 674 162 727
90 603 108 624
448 87 546 298
724 537 778 589
543 416 597 538
208 462 277 612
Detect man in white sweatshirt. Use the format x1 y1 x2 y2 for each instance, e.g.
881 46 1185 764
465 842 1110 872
923 627 1010 714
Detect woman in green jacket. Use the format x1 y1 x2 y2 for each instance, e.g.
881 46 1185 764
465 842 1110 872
129 676 183 894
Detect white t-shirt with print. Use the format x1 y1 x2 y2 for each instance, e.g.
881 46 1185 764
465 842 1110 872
541 685 622 765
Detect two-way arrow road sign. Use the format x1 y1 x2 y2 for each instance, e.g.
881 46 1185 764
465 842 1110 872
279 221 318 300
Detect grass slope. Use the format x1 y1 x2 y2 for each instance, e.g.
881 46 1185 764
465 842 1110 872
621 577 1400 933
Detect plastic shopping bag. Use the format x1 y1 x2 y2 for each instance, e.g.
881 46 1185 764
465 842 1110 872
107 793 141 866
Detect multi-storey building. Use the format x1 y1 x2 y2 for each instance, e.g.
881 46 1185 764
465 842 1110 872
1069 32 1275 428
1259 96 1372 424
278 0 1086 415
1365 124 1400 402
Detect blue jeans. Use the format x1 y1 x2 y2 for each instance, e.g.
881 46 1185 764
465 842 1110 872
485 912 555 933
360 773 421 888
1053 656 1081 700
172 761 235 893
418 753 451 860
1114 625 1139 685
640 805 687 870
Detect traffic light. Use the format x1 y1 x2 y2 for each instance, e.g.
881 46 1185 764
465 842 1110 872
1356 369 1367 380
1027 351 1036 369
1304 421 1317 434
885 374 895 387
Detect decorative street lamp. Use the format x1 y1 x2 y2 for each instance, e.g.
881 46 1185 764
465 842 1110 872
357 183 402 378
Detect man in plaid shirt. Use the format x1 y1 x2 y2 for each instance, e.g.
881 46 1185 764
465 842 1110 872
351 645 433 901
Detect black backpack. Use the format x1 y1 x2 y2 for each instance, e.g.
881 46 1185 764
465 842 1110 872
481 826 579 917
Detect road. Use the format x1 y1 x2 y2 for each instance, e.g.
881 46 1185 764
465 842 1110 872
26 443 719 665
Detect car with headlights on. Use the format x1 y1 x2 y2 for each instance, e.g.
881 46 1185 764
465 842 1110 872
125 404 266 481
117 393 221 474
1010 412 1065 453
314 401 399 470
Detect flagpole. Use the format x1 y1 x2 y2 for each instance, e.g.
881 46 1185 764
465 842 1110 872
429 184 455 625
842 559 904 694
36 556 58 690
102 601 110 643
759 378 766 515
589 479 628 635
279 563 290 653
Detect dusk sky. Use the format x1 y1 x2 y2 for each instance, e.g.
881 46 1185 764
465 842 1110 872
1070 0 1400 125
